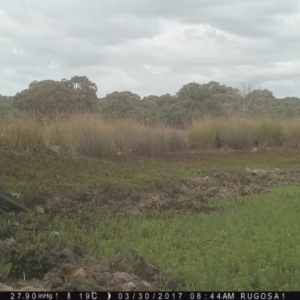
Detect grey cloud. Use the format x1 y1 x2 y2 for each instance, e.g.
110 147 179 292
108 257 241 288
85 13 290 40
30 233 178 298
110 0 300 37
0 0 300 98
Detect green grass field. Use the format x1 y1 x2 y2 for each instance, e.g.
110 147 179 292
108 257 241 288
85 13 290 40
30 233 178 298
1 150 300 290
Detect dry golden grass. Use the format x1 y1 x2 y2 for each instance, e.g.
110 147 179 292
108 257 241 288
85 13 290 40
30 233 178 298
187 115 299 151
187 116 220 150
0 117 45 152
281 118 300 149
0 113 187 157
2 113 300 156
249 116 284 147
216 116 255 150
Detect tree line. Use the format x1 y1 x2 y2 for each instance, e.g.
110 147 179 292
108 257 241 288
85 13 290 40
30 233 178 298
1 76 299 128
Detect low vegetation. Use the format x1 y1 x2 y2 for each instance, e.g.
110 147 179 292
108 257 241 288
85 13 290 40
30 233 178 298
1 148 300 290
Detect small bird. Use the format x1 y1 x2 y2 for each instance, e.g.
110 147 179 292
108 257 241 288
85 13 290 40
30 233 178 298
0 188 28 213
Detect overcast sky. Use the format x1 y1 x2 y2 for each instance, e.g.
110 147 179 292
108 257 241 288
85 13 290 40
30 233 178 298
1 0 300 99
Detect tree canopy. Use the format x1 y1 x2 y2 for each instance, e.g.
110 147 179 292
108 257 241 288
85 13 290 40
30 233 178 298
13 76 99 116
61 76 98 111
13 80 84 115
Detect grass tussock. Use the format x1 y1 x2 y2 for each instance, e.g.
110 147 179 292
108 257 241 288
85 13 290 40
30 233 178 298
282 118 300 149
0 117 46 152
3 114 300 156
216 117 255 150
187 116 220 150
250 117 285 147
0 113 187 157
187 116 300 151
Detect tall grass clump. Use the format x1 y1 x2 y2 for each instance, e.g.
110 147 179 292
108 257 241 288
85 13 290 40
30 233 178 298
187 115 299 151
43 114 188 157
216 116 255 150
70 114 115 156
0 116 46 152
118 120 187 156
6 113 300 155
187 116 220 150
281 118 300 149
250 117 284 147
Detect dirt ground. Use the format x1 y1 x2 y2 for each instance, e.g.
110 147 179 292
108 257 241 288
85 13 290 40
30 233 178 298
0 245 174 291
1 165 300 291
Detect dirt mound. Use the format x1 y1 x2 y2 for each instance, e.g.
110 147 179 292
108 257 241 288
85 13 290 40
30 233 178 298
105 168 297 214
0 243 178 291
18 168 298 216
